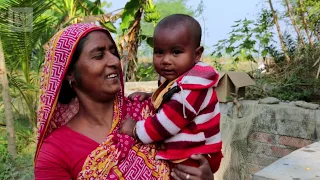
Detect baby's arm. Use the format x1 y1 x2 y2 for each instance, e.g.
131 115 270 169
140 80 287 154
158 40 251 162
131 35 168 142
135 88 210 144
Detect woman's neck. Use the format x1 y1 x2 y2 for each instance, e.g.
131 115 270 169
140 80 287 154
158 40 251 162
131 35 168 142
66 96 116 144
76 97 115 127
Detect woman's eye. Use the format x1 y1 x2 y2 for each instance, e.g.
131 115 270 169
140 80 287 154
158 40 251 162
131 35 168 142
110 49 117 55
94 53 104 59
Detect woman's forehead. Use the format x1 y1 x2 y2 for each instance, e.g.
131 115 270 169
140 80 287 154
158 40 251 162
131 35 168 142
82 31 114 50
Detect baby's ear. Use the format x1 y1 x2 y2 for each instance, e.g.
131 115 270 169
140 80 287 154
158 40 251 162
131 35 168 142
195 46 204 62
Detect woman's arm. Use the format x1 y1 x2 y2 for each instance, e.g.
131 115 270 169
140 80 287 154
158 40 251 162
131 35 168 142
35 143 72 180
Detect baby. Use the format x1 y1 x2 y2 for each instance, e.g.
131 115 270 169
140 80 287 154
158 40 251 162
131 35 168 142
121 14 222 173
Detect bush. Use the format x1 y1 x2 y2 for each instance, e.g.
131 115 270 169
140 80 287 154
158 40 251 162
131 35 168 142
0 116 34 180
0 152 34 180
265 43 320 102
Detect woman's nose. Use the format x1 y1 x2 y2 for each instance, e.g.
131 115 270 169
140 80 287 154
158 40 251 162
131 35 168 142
106 52 120 67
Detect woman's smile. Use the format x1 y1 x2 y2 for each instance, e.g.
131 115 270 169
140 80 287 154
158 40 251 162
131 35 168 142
105 72 120 83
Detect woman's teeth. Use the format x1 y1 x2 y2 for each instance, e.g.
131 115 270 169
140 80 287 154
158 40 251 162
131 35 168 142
107 74 118 78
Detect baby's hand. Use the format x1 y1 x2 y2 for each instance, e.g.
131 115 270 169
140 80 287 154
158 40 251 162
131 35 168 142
128 92 152 101
120 115 137 137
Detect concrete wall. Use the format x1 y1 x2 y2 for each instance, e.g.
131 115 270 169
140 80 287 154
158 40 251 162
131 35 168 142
217 101 320 180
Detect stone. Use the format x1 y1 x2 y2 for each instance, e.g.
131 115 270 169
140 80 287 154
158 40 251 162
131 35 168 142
259 97 280 104
253 142 320 180
288 101 296 106
294 101 320 110
251 104 316 140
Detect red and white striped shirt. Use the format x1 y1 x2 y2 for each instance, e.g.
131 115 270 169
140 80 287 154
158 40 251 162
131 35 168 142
136 62 222 160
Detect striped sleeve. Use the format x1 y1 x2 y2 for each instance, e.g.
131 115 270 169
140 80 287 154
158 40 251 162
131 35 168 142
194 89 221 144
136 88 212 144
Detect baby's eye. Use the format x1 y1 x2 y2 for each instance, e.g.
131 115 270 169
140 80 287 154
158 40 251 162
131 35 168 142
173 50 182 55
154 50 163 55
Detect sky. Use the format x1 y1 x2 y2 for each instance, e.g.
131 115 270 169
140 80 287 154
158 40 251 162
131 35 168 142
105 0 285 54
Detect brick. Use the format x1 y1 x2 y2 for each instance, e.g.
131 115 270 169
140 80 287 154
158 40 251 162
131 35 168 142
248 142 272 155
249 132 276 145
278 136 312 148
248 142 293 158
270 146 293 158
247 153 278 167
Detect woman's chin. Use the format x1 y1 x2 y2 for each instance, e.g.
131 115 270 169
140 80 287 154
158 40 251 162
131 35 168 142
105 84 121 95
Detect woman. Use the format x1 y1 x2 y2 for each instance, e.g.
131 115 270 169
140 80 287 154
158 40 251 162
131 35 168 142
35 23 217 179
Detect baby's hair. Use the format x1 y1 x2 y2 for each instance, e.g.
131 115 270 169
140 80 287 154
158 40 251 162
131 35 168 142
155 14 202 47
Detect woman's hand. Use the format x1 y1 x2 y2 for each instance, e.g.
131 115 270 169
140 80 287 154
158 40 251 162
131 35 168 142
171 154 214 180
128 91 152 101
119 115 137 137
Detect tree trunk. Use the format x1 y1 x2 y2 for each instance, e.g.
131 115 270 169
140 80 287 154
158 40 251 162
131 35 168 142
0 40 17 157
298 0 314 47
119 3 145 82
284 0 305 46
268 0 291 63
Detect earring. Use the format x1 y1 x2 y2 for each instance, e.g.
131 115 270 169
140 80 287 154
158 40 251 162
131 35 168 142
69 79 72 88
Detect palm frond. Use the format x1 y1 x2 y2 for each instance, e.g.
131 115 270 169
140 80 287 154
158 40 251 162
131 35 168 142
0 0 54 82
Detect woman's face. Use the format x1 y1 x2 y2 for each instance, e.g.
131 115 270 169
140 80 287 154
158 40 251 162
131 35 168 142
72 31 121 102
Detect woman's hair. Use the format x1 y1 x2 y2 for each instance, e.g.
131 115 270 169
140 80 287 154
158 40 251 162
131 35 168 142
58 33 89 104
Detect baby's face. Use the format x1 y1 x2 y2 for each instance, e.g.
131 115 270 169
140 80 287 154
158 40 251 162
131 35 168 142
153 26 201 81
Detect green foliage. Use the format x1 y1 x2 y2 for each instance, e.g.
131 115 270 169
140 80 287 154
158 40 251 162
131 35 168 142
120 0 142 32
140 34 154 48
143 0 161 27
266 32 297 63
265 35 320 101
136 63 158 81
296 0 320 35
212 57 223 71
0 154 19 179
102 21 117 33
212 10 274 65
0 150 34 180
254 9 274 56
0 0 54 129
212 18 257 63
48 0 109 28
137 0 160 49
0 117 34 179
141 0 195 37
0 0 54 82
139 0 197 56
